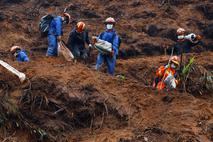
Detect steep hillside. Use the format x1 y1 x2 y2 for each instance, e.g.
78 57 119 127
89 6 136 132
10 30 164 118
0 0 212 142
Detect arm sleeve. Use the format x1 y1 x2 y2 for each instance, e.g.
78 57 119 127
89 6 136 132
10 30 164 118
85 31 90 45
192 40 203 47
191 41 200 47
55 17 62 36
20 52 29 62
197 41 204 46
185 33 200 44
156 66 166 77
112 35 119 55
184 34 193 41
67 31 75 50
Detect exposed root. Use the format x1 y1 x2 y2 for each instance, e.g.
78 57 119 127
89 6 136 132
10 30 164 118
0 77 128 141
184 64 213 96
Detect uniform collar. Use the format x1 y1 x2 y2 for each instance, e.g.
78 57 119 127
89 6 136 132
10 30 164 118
105 29 115 32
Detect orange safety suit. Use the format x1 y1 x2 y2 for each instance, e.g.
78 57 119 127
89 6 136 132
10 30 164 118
154 65 178 90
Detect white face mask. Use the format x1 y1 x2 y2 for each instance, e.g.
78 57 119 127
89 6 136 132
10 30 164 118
177 35 185 40
106 24 113 30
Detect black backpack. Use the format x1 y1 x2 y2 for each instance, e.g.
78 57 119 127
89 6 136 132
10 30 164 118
39 14 54 37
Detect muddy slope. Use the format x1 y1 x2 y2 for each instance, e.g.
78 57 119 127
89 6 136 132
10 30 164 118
0 0 213 142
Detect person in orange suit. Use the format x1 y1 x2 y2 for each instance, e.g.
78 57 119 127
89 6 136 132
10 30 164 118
153 56 180 90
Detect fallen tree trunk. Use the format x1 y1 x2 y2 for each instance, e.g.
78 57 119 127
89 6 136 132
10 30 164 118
0 60 26 83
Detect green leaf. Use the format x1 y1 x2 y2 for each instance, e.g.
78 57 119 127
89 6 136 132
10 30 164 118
182 56 195 75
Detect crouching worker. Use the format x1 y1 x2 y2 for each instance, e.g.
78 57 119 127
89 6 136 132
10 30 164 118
67 22 92 60
95 17 120 75
10 46 29 62
46 13 71 56
153 56 180 90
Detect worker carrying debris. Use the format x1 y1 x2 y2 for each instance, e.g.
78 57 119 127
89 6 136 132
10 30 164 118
174 28 203 55
10 46 29 62
67 22 92 60
95 17 121 75
153 56 180 90
39 12 71 56
91 36 113 54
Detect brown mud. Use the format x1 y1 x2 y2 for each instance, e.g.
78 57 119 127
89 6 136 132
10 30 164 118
0 0 213 142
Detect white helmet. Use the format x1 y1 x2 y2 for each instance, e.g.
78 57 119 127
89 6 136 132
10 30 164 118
177 28 186 35
10 46 22 53
63 12 71 24
104 17 116 24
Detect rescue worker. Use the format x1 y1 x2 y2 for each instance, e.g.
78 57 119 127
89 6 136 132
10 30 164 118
47 13 71 56
174 28 203 55
10 46 29 62
153 56 180 90
95 17 120 75
67 22 92 60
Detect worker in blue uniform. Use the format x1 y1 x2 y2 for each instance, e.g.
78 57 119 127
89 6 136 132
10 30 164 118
95 17 120 75
46 13 71 56
10 46 29 62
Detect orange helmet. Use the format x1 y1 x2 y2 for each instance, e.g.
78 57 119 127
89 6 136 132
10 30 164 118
63 12 71 24
177 28 186 35
76 21 86 33
104 17 116 24
170 56 180 66
10 46 22 54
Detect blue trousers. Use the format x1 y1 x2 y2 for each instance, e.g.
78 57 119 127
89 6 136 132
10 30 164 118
95 53 116 75
47 35 58 56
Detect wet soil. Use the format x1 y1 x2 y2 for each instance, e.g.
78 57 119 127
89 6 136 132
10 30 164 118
0 0 213 142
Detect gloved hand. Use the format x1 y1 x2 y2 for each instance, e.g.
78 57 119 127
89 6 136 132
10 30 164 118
196 35 202 41
91 36 98 45
88 44 92 48
88 44 93 54
57 36 62 42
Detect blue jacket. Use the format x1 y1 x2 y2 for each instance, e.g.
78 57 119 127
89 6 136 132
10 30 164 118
48 16 63 36
99 30 119 55
67 28 90 50
17 50 29 62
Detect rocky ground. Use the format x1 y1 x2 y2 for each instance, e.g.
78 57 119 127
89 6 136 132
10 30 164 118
0 0 212 142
